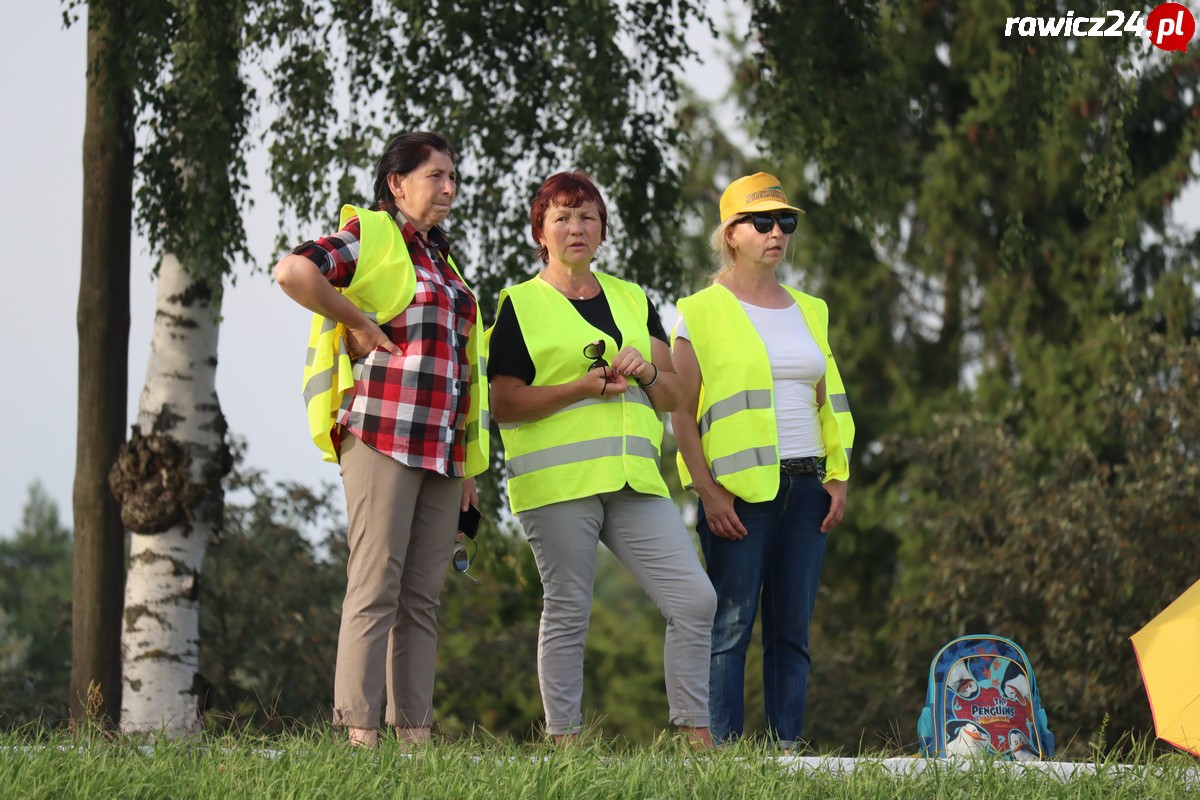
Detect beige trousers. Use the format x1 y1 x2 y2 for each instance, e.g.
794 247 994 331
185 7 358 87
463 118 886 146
333 432 460 729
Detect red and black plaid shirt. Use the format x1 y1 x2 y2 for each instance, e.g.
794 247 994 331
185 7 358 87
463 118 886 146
294 211 477 477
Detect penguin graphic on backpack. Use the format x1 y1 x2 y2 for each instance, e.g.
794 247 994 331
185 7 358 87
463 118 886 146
917 634 1055 759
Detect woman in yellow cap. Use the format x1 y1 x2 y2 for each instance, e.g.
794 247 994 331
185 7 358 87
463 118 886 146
671 172 855 749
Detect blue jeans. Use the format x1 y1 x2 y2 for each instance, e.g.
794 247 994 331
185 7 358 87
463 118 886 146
697 472 830 745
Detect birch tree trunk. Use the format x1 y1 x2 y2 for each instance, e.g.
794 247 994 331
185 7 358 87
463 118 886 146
109 254 230 737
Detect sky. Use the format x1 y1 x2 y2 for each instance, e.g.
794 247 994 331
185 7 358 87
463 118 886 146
1 2 746 536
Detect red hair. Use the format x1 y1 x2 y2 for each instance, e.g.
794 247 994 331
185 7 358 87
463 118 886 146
529 171 609 264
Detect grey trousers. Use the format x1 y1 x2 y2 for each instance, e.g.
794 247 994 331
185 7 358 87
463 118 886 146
518 487 717 734
333 432 461 729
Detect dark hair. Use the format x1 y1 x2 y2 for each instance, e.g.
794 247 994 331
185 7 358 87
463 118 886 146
529 170 608 264
372 132 457 212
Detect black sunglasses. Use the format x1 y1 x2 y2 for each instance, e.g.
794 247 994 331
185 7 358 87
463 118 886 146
583 340 610 395
736 212 798 235
583 340 607 369
453 540 480 585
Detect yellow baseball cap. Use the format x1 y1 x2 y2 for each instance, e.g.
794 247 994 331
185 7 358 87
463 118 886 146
719 172 804 224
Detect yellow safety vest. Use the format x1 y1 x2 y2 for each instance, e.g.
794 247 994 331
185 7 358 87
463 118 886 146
673 283 854 502
487 272 669 513
301 205 490 476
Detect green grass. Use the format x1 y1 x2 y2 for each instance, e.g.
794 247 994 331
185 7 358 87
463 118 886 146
2 728 1198 799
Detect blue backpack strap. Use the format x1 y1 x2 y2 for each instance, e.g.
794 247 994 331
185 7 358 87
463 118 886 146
918 707 935 755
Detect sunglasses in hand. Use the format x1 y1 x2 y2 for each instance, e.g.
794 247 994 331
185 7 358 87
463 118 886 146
735 212 799 235
584 340 611 396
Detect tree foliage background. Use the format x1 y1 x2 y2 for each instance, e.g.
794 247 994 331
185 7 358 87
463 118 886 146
0 485 74 725
26 0 1200 751
75 0 705 296
259 0 706 309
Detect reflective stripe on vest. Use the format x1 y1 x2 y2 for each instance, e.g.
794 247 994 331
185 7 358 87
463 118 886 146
710 445 778 481
488 273 669 513
506 406 659 478
699 388 773 438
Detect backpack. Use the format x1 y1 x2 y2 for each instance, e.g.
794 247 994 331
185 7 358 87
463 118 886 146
917 634 1055 760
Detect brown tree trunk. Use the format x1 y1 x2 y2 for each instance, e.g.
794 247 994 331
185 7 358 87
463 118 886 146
71 0 134 727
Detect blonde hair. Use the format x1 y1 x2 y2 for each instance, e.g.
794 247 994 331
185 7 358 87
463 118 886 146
708 216 740 284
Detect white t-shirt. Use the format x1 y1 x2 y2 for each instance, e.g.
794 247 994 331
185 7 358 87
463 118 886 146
676 300 826 459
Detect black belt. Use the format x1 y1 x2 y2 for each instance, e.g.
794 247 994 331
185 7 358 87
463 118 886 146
780 457 826 479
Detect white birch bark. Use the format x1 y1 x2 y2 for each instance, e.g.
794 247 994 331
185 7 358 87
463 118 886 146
118 253 226 737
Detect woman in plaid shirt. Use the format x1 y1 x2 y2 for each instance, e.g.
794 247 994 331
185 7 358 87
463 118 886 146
274 132 487 748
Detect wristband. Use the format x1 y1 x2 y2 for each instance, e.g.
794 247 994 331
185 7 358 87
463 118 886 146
637 363 659 388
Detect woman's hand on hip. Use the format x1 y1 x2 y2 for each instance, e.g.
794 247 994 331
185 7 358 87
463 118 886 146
820 479 847 533
699 482 747 540
344 320 401 360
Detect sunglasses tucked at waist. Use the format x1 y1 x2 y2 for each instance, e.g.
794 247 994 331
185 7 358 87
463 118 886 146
779 456 826 478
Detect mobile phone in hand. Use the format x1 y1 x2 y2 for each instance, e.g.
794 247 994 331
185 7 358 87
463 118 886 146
458 504 482 539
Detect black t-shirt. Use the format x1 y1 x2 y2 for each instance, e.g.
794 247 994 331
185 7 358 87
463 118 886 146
488 291 669 385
